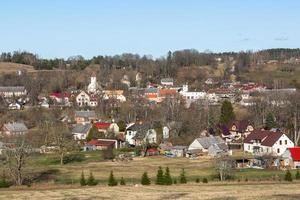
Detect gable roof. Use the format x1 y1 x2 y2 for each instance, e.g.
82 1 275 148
244 129 284 147
0 86 26 93
288 147 300 161
72 123 92 134
3 122 28 133
94 122 111 130
196 136 224 149
228 120 252 132
75 110 96 118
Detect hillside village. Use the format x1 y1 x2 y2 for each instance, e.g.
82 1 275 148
0 49 300 189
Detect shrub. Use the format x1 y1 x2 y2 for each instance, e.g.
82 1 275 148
245 178 248 182
108 171 118 186
285 170 293 182
164 167 172 185
87 172 98 186
80 171 86 186
195 178 200 183
141 172 151 185
202 178 208 183
0 178 9 188
179 168 187 184
156 166 164 185
295 170 300 180
63 153 85 164
120 177 126 185
173 179 177 184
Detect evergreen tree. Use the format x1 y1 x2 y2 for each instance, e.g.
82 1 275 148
164 167 172 185
195 178 200 183
173 179 177 184
120 177 126 185
87 172 97 186
80 171 86 186
202 177 208 183
155 166 164 185
108 170 118 186
141 172 151 185
284 170 293 182
265 112 276 130
296 170 300 180
219 100 235 124
179 168 187 184
0 171 9 188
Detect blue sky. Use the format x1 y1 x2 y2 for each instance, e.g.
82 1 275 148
0 0 299 58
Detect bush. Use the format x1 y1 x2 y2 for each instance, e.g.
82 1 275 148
202 178 208 183
141 172 151 185
156 166 164 185
173 179 177 184
80 171 86 186
285 170 293 182
179 168 187 184
0 178 9 188
120 177 126 185
295 170 300 180
63 153 85 164
87 172 98 186
195 178 200 183
108 171 118 186
164 167 172 185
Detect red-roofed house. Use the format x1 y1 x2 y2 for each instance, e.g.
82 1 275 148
49 92 70 104
84 139 118 151
244 130 294 156
94 122 119 136
281 147 300 169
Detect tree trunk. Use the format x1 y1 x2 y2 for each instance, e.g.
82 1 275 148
60 152 64 165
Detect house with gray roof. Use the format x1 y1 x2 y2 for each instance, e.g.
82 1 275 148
72 123 93 140
74 110 96 124
125 123 157 146
1 122 28 135
188 135 228 156
0 86 27 98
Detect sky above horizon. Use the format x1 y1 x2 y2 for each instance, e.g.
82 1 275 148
0 0 299 59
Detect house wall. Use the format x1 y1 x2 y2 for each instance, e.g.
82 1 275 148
125 130 136 145
145 129 157 144
163 126 169 139
188 140 205 151
244 134 294 156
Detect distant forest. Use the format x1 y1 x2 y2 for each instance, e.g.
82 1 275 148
1 48 300 73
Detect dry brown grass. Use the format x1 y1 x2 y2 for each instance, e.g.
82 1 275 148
0 62 36 74
55 156 214 181
1 182 300 200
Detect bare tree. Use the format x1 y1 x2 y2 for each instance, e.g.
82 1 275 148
3 137 31 186
215 156 234 181
50 123 75 165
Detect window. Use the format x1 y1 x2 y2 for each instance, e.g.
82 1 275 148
248 145 250 150
279 140 282 145
277 149 280 154
266 148 269 153
285 140 287 145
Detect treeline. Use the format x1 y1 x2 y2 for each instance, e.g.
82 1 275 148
1 48 300 72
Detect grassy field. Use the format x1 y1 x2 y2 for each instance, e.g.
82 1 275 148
0 150 292 186
1 182 300 200
0 62 36 74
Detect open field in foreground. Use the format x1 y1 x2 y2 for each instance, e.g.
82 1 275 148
1 182 300 200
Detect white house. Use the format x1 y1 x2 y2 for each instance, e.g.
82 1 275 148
179 84 206 107
161 78 174 86
188 135 226 152
76 91 98 107
244 129 294 156
103 90 126 102
0 86 27 98
72 123 92 140
8 102 21 110
281 147 300 169
125 123 157 146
